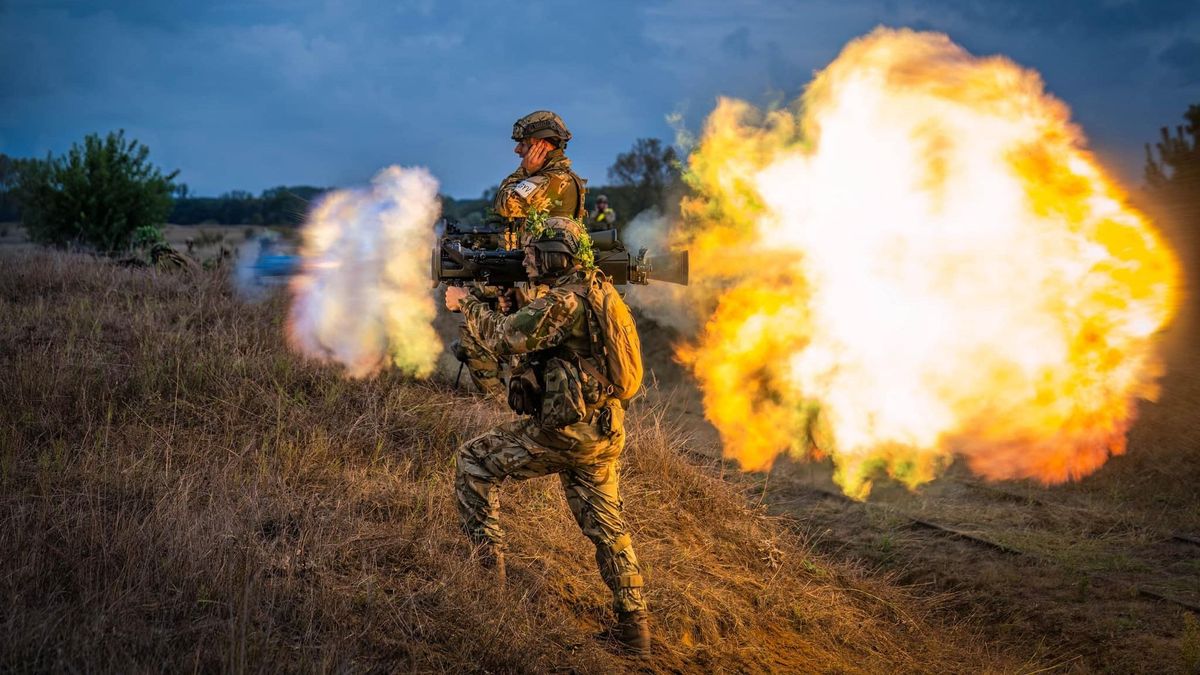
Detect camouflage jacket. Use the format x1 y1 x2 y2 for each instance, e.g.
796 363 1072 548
493 150 587 221
461 270 607 427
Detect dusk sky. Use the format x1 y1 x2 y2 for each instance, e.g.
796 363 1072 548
3 0 1198 198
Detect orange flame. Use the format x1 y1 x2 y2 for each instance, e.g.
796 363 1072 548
677 28 1180 498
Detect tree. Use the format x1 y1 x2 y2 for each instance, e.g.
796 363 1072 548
607 138 682 216
0 153 29 221
1145 103 1200 193
167 185 330 225
17 131 179 252
1144 103 1200 292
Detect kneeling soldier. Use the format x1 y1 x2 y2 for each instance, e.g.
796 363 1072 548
444 220 650 655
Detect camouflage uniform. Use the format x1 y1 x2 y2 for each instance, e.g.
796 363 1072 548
587 203 617 232
493 149 586 222
460 147 588 396
454 268 647 615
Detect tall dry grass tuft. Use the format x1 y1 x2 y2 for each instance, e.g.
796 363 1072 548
0 251 1024 672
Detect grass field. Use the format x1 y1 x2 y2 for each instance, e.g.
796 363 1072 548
0 250 1038 672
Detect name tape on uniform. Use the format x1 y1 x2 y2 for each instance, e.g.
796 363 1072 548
513 179 542 199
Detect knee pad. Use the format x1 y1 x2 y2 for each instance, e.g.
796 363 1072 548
618 573 644 589
602 533 632 557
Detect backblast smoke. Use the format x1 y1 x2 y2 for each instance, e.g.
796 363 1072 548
287 166 443 378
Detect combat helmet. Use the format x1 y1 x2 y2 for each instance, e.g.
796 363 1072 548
525 218 595 276
524 218 589 259
512 110 572 144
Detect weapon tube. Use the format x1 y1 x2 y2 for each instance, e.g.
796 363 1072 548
432 221 688 288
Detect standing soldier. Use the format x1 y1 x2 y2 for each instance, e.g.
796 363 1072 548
456 110 588 398
444 221 651 655
493 111 587 223
588 194 617 232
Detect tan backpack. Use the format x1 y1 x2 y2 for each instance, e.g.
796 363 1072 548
569 274 644 403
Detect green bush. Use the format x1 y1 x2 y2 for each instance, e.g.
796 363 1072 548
17 130 178 252
130 225 166 249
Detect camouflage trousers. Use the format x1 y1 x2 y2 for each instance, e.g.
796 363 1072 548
455 413 647 614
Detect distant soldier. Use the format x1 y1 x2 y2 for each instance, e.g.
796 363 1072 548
444 221 651 655
455 111 589 398
587 194 617 232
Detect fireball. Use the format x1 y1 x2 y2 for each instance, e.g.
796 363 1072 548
678 28 1180 498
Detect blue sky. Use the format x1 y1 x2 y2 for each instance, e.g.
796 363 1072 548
2 0 1197 198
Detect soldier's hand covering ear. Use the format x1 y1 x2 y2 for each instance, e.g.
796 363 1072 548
521 139 552 174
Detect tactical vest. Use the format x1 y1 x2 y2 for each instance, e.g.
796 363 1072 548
541 167 588 221
509 273 627 430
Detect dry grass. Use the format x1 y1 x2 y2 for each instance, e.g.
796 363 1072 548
0 251 1025 672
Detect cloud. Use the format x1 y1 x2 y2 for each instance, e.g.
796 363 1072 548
0 1 682 195
1160 37 1200 85
3 0 1197 196
917 0 1200 36
721 27 756 59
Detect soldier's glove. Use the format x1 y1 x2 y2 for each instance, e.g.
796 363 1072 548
507 369 543 417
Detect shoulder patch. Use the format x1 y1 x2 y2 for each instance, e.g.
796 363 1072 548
513 177 545 199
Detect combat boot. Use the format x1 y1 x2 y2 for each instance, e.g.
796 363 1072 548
615 610 650 655
478 546 506 587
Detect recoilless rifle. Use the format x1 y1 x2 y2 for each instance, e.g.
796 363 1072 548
432 217 690 388
431 218 689 289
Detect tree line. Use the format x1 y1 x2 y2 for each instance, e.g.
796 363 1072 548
3 106 1195 255
0 130 682 253
168 185 329 226
1143 104 1200 290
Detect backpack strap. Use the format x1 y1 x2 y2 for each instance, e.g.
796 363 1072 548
574 350 614 391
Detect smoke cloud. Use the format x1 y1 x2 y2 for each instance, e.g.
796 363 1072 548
286 166 443 378
232 233 277 303
621 208 698 334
